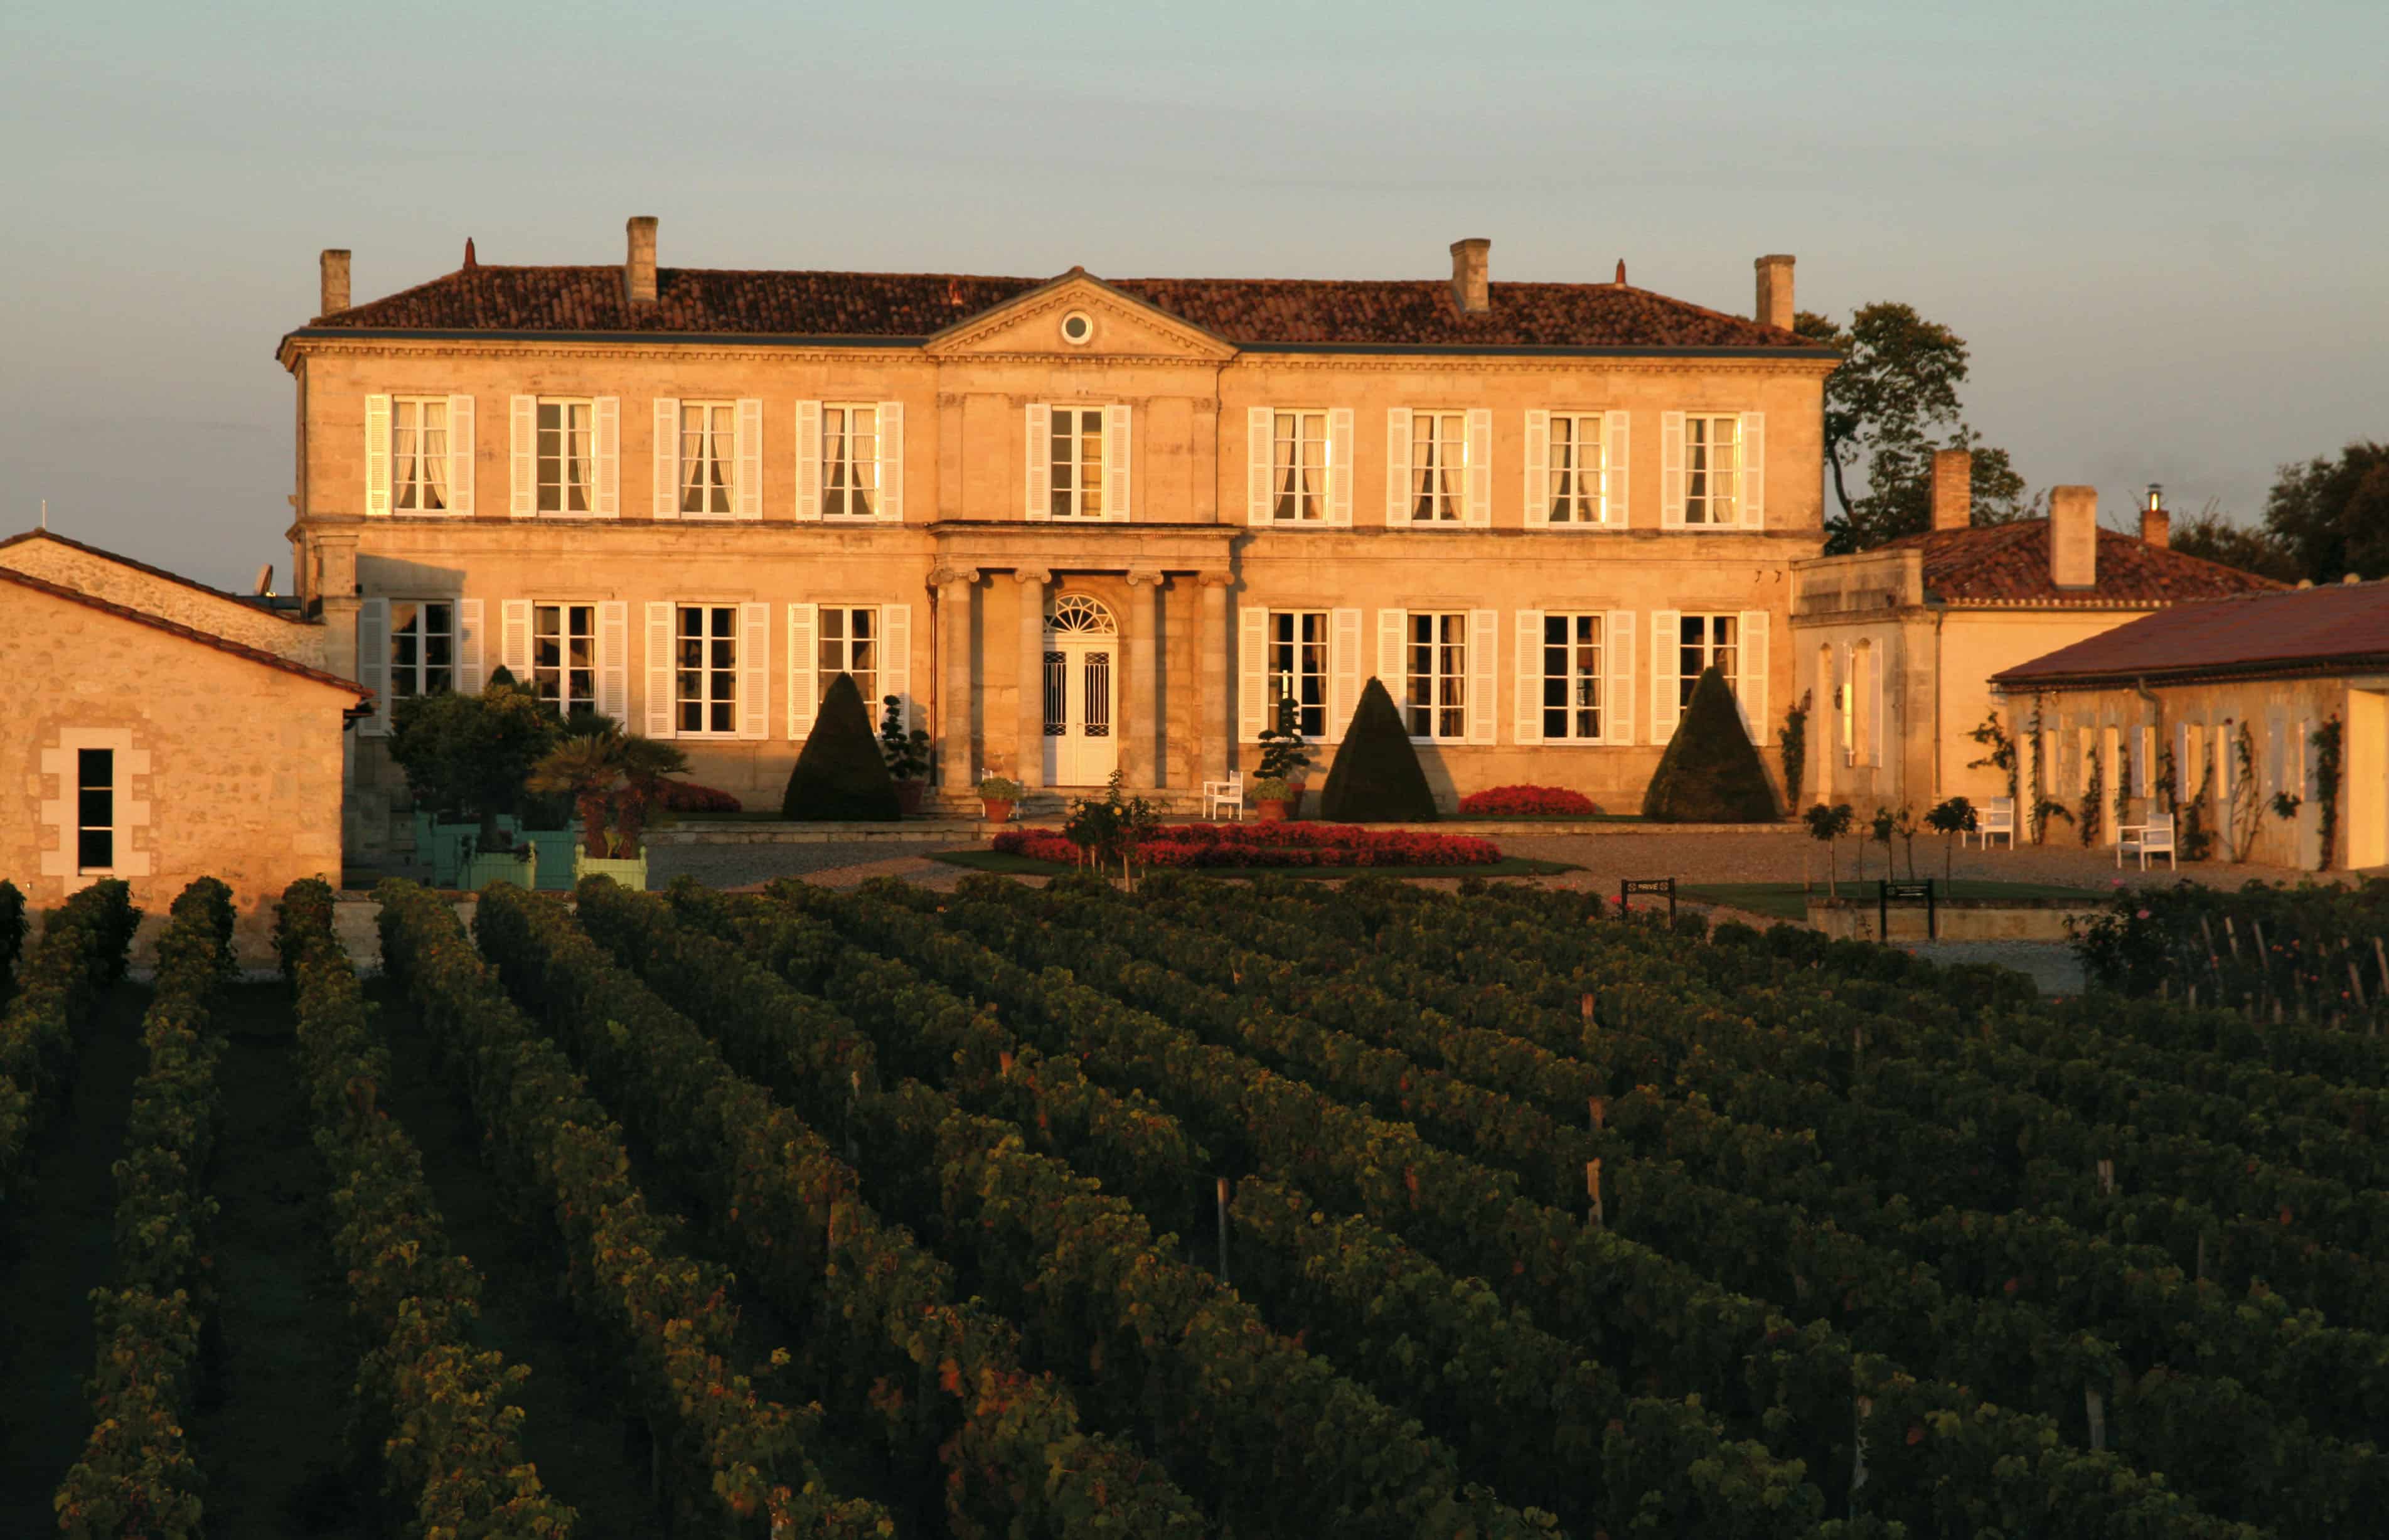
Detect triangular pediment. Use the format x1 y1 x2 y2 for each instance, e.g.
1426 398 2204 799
924 272 1237 361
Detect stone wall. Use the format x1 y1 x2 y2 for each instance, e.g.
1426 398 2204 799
0 533 329 667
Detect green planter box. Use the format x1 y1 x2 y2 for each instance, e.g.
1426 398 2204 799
525 827 581 891
412 813 525 887
459 846 537 892
572 851 649 890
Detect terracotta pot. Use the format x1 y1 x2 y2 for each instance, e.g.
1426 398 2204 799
1286 784 1307 819
981 798 1015 822
1255 799 1289 822
895 780 926 816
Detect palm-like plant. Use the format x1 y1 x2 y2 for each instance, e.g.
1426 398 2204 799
527 729 690 856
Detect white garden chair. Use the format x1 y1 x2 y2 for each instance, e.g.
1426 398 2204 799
2117 811 2176 870
1202 771 1244 821
1965 796 2016 850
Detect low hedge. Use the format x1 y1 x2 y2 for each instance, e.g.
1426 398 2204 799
0 879 139 1205
993 823 1504 869
1456 786 1600 816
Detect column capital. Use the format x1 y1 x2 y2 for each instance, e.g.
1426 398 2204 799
929 565 981 589
1196 570 1235 589
1124 569 1167 589
1012 567 1054 587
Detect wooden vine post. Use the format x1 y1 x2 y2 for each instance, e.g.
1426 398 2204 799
1586 1159 1604 1227
1216 1177 1231 1285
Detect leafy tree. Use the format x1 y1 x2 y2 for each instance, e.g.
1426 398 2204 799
781 673 899 820
388 667 561 850
1640 668 1778 823
1798 303 2031 552
2167 506 2301 582
1804 803 1855 897
2259 440 2389 584
1318 679 1438 822
1924 796 1977 882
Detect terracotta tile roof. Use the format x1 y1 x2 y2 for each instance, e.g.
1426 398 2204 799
0 528 314 624
0 564 372 707
1872 520 2284 606
303 264 1824 351
1994 580 2389 687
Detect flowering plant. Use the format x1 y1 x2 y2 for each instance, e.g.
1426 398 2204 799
1457 784 1599 816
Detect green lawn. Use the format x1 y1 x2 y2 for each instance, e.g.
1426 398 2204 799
932 850 1578 880
1676 879 2106 921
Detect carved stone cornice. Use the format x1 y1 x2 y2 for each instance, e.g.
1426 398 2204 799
276 334 924 371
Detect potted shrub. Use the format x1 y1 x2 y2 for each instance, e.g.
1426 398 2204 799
389 666 559 889
527 726 692 891
1249 776 1295 821
977 776 1023 823
1256 692 1316 818
879 694 933 815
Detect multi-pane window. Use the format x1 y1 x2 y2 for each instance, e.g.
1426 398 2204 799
390 601 455 699
1541 614 1604 740
675 605 739 735
1409 412 1466 522
533 604 597 716
537 400 595 514
1547 414 1605 523
1267 611 1328 738
1048 407 1106 519
77 749 114 873
824 404 879 518
818 606 879 707
1404 612 1468 740
391 397 450 512
680 402 735 516
1677 614 1739 710
1683 415 1740 525
1271 412 1328 523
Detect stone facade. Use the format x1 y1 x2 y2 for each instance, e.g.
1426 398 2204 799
0 530 328 667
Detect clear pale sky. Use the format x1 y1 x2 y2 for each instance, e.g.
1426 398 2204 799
3 1 2382 589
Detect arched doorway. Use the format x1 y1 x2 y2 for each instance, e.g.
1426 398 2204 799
1043 595 1119 786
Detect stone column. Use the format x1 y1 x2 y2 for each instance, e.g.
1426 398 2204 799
934 567 978 791
1123 572 1162 789
1199 573 1231 784
1013 569 1051 792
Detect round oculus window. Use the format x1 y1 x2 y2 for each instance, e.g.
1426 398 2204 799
1060 310 1095 346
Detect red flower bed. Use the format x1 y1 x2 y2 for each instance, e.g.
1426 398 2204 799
1457 784 1600 816
656 781 744 813
993 822 1503 869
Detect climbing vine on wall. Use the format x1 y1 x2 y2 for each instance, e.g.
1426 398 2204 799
1778 692 1809 810
2312 714 2344 870
2078 743 2104 847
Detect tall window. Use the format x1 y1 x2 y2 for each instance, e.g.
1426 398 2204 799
680 402 734 516
1048 406 1107 520
675 605 739 735
391 397 450 512
824 404 879 518
77 749 114 874
1834 644 1855 763
1683 416 1740 525
1268 611 1328 737
390 601 454 699
818 606 879 707
1547 413 1605 523
533 604 597 715
1409 412 1466 523
1677 613 1738 710
1404 611 1468 740
1271 412 1328 523
537 400 595 514
1541 613 1604 740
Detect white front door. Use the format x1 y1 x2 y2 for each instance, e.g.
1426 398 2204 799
1044 641 1119 786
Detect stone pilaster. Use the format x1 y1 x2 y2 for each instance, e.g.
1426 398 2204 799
1199 574 1231 784
1013 569 1051 791
933 567 979 789
1124 571 1162 789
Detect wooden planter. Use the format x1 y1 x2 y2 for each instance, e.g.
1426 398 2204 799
981 798 1016 822
573 850 649 890
1254 799 1289 822
459 846 537 892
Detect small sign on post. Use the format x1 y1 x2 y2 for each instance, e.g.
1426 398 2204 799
1878 879 1937 941
1619 877 1676 924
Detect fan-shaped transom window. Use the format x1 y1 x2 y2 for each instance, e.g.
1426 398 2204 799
1045 595 1117 636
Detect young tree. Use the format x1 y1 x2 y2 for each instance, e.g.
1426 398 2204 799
1868 806 1900 881
1924 796 1976 883
388 668 561 851
1804 803 1855 898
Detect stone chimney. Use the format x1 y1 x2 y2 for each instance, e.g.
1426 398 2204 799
2050 485 2098 589
319 249 351 316
1930 448 1972 532
1754 254 1795 330
1449 238 1490 315
2139 483 2170 548
624 216 659 306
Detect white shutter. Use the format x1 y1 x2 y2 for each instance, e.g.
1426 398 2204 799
1739 411 1766 530
794 402 823 521
2139 725 2155 796
1103 404 1131 521
1659 412 1685 529
1466 609 1497 744
1737 610 1769 744
735 398 764 520
1605 412 1630 527
1650 610 1682 745
1247 407 1273 525
446 395 474 516
592 397 619 518
1378 609 1406 698
653 398 681 519
456 597 486 694
1327 408 1354 527
1239 606 1268 741
1463 409 1493 528
1329 607 1360 742
1605 610 1635 746
597 602 628 724
877 401 904 521
787 604 818 740
1522 410 1549 529
510 396 537 518
1870 643 1886 767
1385 409 1412 527
501 599 532 683
1025 404 1051 521
365 395 392 517
356 599 390 735
2175 722 2193 808
644 602 676 737
738 602 769 739
882 602 912 731
1514 609 1544 744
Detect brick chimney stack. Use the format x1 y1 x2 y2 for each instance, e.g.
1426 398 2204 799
1755 254 1795 330
319 249 351 316
2050 486 2099 589
1930 448 1973 532
2140 484 2170 548
624 216 659 306
1449 238 1490 314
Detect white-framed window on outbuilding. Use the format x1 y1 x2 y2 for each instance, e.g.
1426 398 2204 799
38 729 151 889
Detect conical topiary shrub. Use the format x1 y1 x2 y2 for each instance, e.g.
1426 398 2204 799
1641 665 1779 823
1318 678 1440 822
782 672 901 820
